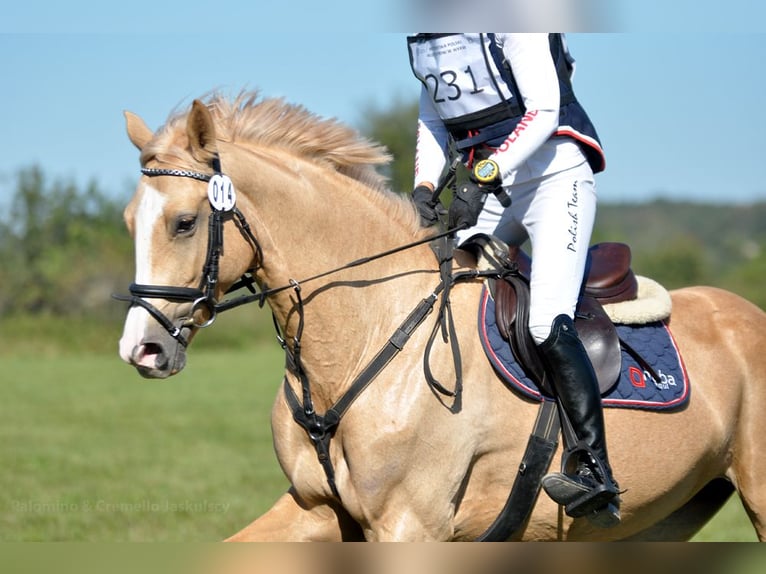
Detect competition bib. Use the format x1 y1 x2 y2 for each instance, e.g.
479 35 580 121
408 34 517 122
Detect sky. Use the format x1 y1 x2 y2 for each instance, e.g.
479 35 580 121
3 1 766 205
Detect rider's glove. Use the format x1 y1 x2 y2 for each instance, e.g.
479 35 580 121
448 180 487 230
412 185 444 227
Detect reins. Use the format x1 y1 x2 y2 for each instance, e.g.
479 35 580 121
216 225 463 313
114 158 464 346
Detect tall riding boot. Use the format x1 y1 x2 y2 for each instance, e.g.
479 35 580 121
538 314 621 527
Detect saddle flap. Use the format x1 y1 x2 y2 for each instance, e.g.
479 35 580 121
575 296 622 395
494 278 621 396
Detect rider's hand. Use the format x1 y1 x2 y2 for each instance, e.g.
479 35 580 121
412 184 444 227
448 180 486 230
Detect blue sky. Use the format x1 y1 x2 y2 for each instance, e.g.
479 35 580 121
2 2 766 204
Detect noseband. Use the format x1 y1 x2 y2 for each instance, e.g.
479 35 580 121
113 156 262 347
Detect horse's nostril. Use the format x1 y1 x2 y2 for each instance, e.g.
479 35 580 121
144 342 168 370
131 342 169 371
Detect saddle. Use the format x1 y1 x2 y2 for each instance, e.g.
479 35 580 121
461 236 638 397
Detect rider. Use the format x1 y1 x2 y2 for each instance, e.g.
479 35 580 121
407 33 620 527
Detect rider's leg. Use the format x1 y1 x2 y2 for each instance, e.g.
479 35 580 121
518 164 620 526
537 314 621 526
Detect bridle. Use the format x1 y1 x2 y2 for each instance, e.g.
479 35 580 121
113 156 263 347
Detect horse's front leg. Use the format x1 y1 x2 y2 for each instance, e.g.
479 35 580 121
225 488 364 542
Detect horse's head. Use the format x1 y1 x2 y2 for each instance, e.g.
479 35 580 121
118 101 257 378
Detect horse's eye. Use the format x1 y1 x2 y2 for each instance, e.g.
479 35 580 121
175 216 197 235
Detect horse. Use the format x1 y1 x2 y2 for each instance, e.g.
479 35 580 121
117 91 766 541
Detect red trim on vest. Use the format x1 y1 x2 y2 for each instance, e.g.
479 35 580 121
555 128 606 173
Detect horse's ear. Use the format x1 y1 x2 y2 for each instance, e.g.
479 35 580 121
124 111 153 150
186 99 219 164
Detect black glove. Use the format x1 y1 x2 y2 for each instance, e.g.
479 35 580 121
412 185 443 227
472 159 511 207
448 180 486 230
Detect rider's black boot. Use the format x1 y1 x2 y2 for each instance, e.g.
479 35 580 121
538 314 621 528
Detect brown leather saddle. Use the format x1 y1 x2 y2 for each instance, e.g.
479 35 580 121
468 239 638 397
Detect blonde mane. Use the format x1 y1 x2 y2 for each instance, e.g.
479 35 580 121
141 90 393 192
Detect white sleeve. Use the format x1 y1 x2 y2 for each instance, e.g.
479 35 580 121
490 33 561 180
414 86 449 187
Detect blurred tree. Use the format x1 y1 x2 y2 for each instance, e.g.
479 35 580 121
631 235 710 290
357 97 419 195
0 166 133 317
721 244 766 310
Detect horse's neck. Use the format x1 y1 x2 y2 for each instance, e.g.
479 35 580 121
230 143 439 394
230 142 404 267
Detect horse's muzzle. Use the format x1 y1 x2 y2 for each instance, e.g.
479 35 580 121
128 339 187 379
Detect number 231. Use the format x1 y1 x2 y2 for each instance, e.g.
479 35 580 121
425 66 484 102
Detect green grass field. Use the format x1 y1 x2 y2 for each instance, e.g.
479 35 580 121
0 334 758 541
1 346 289 541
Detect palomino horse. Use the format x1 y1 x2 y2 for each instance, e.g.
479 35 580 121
117 92 766 541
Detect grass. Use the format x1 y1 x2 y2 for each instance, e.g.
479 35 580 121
0 314 759 541
1 347 289 541
692 496 757 542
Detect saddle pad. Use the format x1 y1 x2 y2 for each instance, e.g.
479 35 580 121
478 287 690 411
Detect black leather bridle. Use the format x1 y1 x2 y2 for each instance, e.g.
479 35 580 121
113 156 263 347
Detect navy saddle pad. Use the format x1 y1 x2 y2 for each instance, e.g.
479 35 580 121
478 287 690 411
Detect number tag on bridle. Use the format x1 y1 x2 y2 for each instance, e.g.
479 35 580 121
208 174 237 211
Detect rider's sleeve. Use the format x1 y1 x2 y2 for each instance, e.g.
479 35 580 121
489 33 561 183
414 86 450 187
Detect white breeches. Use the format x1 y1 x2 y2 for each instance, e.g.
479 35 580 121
458 161 597 344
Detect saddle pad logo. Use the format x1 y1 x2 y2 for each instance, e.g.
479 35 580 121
478 287 690 411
